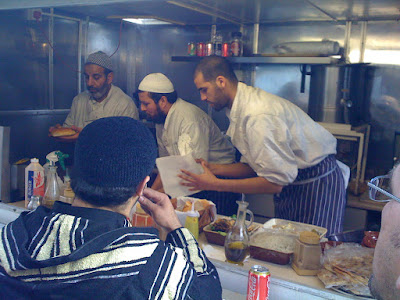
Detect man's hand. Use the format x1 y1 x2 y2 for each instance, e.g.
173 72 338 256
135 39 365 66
179 160 219 191
48 124 62 136
138 188 182 233
52 126 82 143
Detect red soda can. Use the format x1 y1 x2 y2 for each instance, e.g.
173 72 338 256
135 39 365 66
205 42 213 56
222 42 230 57
247 265 270 300
196 42 205 56
187 42 196 56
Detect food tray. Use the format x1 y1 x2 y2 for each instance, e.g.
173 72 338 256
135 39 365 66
203 219 261 247
249 245 292 265
263 218 328 238
203 224 226 246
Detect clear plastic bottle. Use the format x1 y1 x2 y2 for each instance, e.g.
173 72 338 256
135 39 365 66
43 165 60 209
230 31 243 57
24 158 45 208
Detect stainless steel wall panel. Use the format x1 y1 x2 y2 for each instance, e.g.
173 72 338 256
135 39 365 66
254 65 309 113
256 22 346 55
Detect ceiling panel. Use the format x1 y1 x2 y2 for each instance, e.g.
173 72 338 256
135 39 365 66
3 0 400 25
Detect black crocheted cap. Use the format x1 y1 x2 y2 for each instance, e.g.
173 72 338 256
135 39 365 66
73 117 157 189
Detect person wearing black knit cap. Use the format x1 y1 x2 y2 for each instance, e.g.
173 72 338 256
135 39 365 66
0 117 222 300
49 51 139 142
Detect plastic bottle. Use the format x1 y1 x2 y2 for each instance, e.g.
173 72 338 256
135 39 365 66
184 202 199 240
43 164 60 209
230 31 243 57
25 158 45 208
213 34 223 56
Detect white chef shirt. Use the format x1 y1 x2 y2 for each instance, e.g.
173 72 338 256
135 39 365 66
156 98 235 164
226 82 337 186
64 84 139 128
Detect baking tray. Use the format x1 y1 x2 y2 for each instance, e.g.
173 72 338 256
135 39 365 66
263 218 328 238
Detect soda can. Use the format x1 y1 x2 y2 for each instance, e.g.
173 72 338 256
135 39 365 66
196 42 205 56
222 42 230 57
205 42 213 56
187 42 196 56
247 265 270 300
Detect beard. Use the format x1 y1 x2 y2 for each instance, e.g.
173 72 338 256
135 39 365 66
88 83 110 101
211 86 229 111
146 104 166 124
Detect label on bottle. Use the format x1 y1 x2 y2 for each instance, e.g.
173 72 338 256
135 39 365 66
27 170 45 201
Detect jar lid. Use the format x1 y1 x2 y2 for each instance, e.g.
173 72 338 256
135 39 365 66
299 231 320 244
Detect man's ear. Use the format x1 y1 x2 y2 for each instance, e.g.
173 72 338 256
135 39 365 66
159 96 168 109
215 76 227 89
136 176 150 197
107 72 114 84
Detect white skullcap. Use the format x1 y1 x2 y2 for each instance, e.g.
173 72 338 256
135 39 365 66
138 73 174 93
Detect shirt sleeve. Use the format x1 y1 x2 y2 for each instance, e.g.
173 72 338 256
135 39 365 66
244 114 298 185
63 97 78 127
178 118 210 161
165 228 222 300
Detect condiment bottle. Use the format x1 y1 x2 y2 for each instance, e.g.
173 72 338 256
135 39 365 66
184 202 199 239
24 158 45 208
224 200 254 265
292 231 322 276
131 203 154 227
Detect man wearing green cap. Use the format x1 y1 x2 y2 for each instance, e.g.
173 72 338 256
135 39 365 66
49 51 139 142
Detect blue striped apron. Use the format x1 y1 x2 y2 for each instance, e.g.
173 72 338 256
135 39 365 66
273 154 346 236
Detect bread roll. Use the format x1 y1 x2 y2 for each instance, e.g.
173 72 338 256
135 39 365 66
51 127 77 137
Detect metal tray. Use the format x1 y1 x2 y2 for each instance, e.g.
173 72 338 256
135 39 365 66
262 218 328 238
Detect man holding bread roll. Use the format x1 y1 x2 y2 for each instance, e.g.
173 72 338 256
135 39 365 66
49 51 139 142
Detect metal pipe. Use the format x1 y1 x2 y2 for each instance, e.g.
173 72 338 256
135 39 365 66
49 8 54 110
78 20 82 93
343 21 352 63
359 21 368 63
41 11 81 22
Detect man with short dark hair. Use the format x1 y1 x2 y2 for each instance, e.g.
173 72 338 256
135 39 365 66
138 73 239 216
0 117 222 299
180 56 347 236
49 51 139 141
368 164 400 300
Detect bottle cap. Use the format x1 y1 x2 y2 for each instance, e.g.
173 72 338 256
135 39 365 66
299 231 320 244
31 158 39 163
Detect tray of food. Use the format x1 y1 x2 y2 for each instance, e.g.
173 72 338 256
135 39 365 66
203 217 261 246
248 218 327 265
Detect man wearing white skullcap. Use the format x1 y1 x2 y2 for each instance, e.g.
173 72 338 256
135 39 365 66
49 51 139 141
138 73 240 216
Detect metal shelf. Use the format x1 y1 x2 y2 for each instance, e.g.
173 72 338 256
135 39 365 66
171 56 340 65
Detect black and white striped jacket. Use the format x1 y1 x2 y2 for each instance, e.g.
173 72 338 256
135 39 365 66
0 202 222 299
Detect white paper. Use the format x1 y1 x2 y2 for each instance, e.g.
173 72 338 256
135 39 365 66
156 154 203 198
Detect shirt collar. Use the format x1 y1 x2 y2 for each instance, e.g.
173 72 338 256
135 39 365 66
163 98 181 129
227 82 244 122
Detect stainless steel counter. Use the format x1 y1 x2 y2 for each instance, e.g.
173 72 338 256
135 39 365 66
199 235 361 299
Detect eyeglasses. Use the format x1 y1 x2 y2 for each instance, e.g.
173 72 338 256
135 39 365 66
368 175 400 203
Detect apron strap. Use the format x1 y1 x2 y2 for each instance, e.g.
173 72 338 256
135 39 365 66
291 164 337 185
